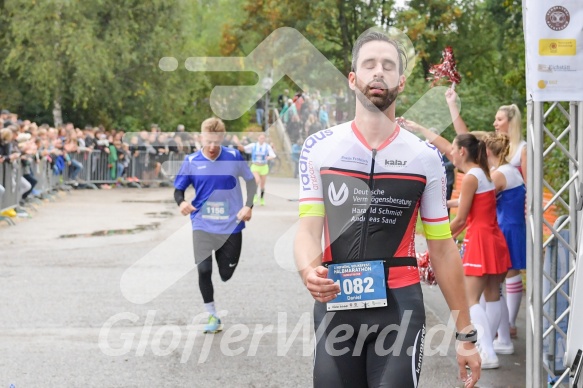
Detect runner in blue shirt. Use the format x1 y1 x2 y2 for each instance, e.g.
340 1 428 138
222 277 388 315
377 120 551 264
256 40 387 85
174 117 257 333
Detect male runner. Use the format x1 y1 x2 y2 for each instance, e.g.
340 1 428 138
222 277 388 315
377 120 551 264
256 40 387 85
174 117 257 333
243 133 276 206
294 30 481 387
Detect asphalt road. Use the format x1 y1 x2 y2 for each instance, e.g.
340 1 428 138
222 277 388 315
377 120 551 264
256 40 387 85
0 178 526 387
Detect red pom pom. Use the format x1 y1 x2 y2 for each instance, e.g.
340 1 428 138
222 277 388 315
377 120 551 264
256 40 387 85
416 251 437 286
427 46 461 87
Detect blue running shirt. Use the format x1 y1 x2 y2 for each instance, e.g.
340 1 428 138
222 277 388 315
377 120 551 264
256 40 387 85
174 146 255 234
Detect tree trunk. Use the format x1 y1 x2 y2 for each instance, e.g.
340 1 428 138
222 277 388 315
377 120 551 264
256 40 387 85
53 2 63 128
337 0 351 75
337 0 356 120
53 96 63 128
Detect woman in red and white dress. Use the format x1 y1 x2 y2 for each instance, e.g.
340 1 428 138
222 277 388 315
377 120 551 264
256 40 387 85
449 133 511 370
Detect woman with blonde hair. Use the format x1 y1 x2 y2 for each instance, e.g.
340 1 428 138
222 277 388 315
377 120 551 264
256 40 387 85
484 132 526 349
445 90 526 181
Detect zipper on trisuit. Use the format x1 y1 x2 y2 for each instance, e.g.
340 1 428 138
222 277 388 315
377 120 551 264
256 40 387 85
359 148 377 260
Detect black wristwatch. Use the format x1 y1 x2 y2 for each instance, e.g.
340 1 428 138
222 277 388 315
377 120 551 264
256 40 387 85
455 329 478 343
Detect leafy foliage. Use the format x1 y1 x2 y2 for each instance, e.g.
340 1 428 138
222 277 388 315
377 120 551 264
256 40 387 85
0 0 527 137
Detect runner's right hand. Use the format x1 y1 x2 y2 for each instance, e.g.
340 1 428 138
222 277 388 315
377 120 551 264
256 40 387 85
179 201 196 215
305 266 340 302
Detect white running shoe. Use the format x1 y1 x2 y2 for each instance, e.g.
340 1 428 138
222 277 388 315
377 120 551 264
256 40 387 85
493 339 514 355
480 350 500 369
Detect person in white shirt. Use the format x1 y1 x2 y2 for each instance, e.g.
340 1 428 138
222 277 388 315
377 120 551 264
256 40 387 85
242 133 276 206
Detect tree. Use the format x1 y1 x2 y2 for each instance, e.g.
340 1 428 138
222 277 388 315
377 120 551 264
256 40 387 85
396 0 526 137
221 0 399 121
1 0 216 130
0 0 528 135
3 0 110 126
223 0 398 75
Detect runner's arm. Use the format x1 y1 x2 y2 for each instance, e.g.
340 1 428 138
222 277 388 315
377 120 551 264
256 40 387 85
294 216 340 301
294 136 337 300
243 143 254 154
174 188 185 206
174 158 196 214
427 237 481 386
244 177 257 208
174 188 196 215
267 144 277 160
294 216 324 283
419 141 480 386
427 238 473 332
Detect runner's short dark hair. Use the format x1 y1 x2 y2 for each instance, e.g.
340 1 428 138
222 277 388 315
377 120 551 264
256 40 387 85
351 31 408 75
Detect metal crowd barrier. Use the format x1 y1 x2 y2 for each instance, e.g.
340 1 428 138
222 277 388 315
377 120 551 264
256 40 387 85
127 151 151 182
1 147 279 225
34 158 52 195
0 161 21 212
159 152 188 179
53 150 182 184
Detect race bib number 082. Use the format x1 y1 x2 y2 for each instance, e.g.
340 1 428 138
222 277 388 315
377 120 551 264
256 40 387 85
326 260 388 311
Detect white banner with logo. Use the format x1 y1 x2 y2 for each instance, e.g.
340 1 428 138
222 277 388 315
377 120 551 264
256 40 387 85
524 1 583 101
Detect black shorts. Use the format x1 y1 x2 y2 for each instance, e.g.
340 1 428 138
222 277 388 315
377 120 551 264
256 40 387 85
192 230 242 265
313 283 425 388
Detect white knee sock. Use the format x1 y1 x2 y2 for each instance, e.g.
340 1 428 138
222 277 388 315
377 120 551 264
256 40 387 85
479 294 486 311
485 300 502 342
506 274 523 327
497 294 512 344
204 302 217 316
470 304 496 358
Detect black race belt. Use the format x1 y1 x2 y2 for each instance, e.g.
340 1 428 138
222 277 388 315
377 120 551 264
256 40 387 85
323 257 417 269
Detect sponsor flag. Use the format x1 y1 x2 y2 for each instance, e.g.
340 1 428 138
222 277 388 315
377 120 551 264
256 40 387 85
524 1 583 101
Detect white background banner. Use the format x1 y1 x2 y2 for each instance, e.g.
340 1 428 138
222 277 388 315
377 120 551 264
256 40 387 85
524 1 583 101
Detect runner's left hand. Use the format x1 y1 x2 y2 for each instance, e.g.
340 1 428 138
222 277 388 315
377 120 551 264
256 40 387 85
456 341 481 387
237 206 253 222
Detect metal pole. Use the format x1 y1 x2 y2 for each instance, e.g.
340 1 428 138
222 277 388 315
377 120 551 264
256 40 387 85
577 101 583 235
550 235 558 374
263 69 273 133
526 99 534 388
528 100 544 387
565 102 583 388
570 102 579 290
535 101 545 387
264 91 269 132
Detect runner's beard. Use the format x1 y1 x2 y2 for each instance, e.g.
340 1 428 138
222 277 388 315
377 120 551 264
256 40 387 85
354 76 399 113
